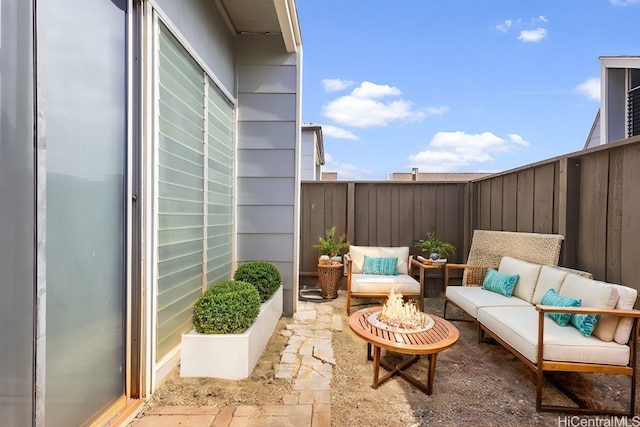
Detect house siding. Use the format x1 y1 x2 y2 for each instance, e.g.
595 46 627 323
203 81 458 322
236 34 300 315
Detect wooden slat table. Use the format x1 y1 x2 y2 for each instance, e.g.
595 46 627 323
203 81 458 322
348 306 459 395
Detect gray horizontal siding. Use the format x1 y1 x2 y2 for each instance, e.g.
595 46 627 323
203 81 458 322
237 206 294 233
236 150 295 177
237 93 296 121
238 234 293 262
238 177 295 205
237 122 297 149
238 65 297 93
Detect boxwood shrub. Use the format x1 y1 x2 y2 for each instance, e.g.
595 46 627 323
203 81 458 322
192 280 261 334
233 261 282 303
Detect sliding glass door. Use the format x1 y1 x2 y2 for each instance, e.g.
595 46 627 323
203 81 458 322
41 0 128 425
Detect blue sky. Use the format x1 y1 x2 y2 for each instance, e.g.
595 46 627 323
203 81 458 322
296 0 640 180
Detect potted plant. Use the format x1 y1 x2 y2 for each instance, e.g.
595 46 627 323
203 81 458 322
415 232 456 261
312 227 349 298
181 261 283 379
313 226 350 264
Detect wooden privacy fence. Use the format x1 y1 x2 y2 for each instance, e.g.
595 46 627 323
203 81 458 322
300 135 640 297
300 181 468 296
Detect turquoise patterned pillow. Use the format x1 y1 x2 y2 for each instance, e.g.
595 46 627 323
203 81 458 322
570 313 601 337
481 269 519 297
540 289 581 327
362 256 398 275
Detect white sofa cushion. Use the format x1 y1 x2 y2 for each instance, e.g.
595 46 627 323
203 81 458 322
477 306 630 366
498 256 542 303
559 274 618 308
349 246 409 274
446 286 531 319
350 273 419 294
559 274 619 340
531 266 570 305
613 284 638 345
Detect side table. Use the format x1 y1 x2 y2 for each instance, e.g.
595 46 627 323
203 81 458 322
317 263 343 299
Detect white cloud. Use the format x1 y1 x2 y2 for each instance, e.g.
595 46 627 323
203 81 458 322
351 81 401 99
518 28 548 42
611 0 640 5
576 77 600 101
496 19 512 32
321 124 360 140
322 153 376 180
408 131 530 172
498 16 549 41
425 106 450 116
323 81 448 128
322 78 355 92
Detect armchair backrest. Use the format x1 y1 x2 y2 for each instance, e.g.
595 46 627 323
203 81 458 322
463 230 564 285
348 246 410 274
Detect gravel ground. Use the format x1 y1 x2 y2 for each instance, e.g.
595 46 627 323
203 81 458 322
139 293 637 426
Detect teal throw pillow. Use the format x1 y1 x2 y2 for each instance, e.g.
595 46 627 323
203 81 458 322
540 289 581 327
481 269 519 297
362 255 398 275
570 313 601 337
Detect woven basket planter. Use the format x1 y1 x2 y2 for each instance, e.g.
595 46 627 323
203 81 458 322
317 263 343 299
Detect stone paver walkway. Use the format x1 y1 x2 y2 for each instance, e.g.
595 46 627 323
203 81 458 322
126 298 341 427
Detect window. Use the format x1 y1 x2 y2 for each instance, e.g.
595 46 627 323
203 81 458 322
155 21 234 360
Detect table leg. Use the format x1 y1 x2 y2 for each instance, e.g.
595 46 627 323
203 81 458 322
371 345 382 388
426 353 437 395
367 342 373 361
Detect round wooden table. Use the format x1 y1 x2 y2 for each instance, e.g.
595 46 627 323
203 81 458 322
348 306 459 395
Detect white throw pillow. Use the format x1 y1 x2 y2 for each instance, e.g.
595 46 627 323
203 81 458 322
613 285 638 344
531 266 569 305
559 275 619 339
498 256 542 303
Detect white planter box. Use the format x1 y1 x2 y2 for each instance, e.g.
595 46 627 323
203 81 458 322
180 286 283 379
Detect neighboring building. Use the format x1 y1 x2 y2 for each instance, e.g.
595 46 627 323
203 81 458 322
389 169 492 181
322 172 339 181
0 1 302 425
585 56 640 149
301 124 325 180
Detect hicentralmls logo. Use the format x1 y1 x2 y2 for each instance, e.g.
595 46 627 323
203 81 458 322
557 415 640 427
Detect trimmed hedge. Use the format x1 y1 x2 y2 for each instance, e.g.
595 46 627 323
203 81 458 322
233 261 282 303
192 280 261 334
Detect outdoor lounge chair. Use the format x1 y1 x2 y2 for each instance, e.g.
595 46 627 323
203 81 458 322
344 245 428 315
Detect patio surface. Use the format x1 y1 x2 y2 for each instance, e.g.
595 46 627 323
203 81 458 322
124 291 637 426
126 298 338 426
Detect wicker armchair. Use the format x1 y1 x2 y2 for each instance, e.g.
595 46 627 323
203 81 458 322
444 230 565 287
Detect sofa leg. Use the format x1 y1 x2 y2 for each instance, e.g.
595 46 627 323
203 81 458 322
442 300 448 318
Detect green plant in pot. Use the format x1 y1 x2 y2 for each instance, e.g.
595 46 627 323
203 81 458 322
233 261 282 303
313 226 350 262
415 232 456 261
192 280 261 334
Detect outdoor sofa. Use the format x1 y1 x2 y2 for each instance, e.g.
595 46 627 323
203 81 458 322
444 255 640 416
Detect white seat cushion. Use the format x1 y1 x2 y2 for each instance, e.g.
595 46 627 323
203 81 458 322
477 306 630 366
498 256 542 303
446 286 531 319
350 273 419 295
